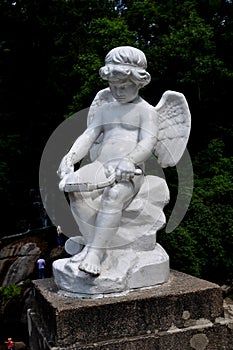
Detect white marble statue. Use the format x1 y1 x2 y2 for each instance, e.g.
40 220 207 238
53 46 191 297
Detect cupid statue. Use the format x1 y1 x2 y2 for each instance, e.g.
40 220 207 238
53 46 191 297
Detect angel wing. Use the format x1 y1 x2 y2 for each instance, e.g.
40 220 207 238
154 90 191 168
87 88 114 161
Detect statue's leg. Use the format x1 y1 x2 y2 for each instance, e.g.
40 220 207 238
78 180 138 276
65 161 106 245
68 191 100 245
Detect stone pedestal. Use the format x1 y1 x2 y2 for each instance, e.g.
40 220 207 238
28 270 233 350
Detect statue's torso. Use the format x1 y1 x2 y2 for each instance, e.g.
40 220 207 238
94 99 153 163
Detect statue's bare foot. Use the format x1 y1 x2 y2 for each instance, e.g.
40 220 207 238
79 250 101 276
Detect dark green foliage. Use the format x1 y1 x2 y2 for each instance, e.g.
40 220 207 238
0 284 21 307
160 138 233 284
67 17 136 114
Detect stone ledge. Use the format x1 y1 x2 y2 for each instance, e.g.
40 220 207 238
77 318 233 350
28 309 233 350
29 270 225 349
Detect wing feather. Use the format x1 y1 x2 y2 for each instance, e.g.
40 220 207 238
87 87 114 126
87 88 114 161
154 90 191 167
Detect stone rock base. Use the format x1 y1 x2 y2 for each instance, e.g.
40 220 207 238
28 270 233 350
53 243 169 297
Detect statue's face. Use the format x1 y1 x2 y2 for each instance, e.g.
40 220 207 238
109 79 139 104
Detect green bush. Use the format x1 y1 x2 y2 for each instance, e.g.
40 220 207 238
0 284 21 307
159 138 233 284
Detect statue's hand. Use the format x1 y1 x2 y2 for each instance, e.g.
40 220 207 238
57 155 74 180
58 176 68 191
115 158 136 182
104 162 115 179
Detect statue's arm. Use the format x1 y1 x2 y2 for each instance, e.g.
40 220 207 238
127 109 158 165
57 122 102 180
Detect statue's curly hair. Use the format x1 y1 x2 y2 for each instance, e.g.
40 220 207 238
99 46 151 88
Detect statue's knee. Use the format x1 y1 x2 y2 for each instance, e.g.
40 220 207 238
102 185 133 210
105 187 119 202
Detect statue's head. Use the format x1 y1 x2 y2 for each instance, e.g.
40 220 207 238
99 46 151 88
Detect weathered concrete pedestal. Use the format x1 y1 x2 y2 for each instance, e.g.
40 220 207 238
28 270 233 350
